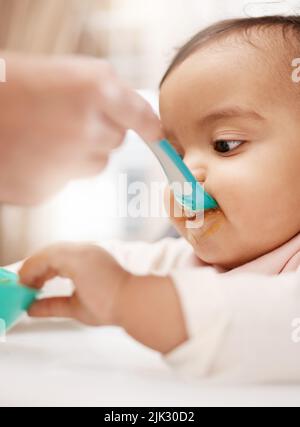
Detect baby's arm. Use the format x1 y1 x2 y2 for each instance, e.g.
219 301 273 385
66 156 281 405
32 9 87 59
20 243 300 383
117 274 188 354
19 243 188 354
165 268 300 382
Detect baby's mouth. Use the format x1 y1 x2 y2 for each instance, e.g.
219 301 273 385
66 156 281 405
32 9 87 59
185 206 221 221
184 207 225 239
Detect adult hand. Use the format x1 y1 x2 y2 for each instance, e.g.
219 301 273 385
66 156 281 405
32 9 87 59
0 54 162 205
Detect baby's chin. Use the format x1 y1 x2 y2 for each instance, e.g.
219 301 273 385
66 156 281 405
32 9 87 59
189 214 226 254
186 227 254 271
172 208 242 269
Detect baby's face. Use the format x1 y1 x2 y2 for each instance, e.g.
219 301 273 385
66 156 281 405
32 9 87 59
160 39 300 270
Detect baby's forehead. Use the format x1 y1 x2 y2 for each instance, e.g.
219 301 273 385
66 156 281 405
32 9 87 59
159 29 300 139
161 27 297 107
220 29 298 102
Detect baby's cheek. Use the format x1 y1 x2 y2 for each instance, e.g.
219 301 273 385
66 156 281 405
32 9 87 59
225 178 282 247
213 162 260 221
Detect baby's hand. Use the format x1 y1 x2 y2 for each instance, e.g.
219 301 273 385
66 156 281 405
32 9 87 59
20 243 188 354
19 244 130 326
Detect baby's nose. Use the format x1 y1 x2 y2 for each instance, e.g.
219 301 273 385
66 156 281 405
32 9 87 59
190 169 206 185
183 155 208 184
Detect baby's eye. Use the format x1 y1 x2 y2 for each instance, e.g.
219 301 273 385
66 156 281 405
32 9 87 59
214 140 245 154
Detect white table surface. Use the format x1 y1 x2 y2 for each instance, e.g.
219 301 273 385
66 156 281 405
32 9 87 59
0 275 299 407
0 317 299 407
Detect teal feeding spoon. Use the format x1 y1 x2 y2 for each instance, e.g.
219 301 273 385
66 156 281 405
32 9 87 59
0 268 38 331
147 139 218 212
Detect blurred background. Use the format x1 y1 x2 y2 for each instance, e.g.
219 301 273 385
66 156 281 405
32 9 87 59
0 0 295 264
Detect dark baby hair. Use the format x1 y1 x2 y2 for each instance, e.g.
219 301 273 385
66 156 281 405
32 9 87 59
160 15 300 87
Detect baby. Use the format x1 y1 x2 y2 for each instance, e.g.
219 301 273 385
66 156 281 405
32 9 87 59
20 16 300 383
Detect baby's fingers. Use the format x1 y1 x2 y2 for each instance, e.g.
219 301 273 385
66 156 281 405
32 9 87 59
19 243 79 289
28 297 75 319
